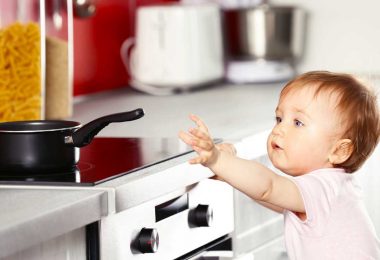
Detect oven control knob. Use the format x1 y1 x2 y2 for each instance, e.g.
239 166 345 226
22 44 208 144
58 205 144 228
137 228 159 253
189 204 213 227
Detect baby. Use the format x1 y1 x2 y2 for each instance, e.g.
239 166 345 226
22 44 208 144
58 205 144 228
179 71 380 259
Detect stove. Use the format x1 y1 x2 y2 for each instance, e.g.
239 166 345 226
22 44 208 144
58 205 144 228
0 137 234 260
0 137 193 186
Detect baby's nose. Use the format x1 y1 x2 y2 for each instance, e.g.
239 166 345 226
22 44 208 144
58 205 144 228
272 123 285 136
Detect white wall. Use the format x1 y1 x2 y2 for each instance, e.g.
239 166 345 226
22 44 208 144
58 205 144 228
272 0 380 77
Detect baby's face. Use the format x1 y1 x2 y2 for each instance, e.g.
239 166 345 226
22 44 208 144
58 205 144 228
267 86 344 176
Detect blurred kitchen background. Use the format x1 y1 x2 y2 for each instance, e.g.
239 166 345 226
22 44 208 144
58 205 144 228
1 1 380 260
72 0 380 94
1 0 379 118
73 0 380 96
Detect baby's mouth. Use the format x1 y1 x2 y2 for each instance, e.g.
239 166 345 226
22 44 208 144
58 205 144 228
271 141 283 150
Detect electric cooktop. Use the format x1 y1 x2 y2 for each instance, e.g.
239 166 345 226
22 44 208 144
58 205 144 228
0 137 193 186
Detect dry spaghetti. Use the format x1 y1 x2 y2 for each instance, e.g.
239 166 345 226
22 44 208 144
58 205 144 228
0 22 41 122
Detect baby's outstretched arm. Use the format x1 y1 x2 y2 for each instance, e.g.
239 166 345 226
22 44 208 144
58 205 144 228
179 114 305 214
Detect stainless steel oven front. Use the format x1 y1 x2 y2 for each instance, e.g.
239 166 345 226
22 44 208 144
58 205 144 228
99 178 234 259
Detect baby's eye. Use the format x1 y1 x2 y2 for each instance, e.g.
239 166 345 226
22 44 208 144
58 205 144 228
294 119 304 127
275 116 282 124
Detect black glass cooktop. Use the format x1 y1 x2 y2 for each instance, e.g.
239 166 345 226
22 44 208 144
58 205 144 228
0 137 193 186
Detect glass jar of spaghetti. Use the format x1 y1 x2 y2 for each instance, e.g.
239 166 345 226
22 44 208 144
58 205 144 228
0 0 73 122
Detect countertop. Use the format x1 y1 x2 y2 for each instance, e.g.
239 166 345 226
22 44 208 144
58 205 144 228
0 187 110 258
0 82 284 258
71 83 283 139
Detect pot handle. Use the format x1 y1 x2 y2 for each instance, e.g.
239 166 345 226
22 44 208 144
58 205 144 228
68 108 145 147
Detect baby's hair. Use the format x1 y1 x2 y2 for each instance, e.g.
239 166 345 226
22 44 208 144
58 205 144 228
280 71 380 173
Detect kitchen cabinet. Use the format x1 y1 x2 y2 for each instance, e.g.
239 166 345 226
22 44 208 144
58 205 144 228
1 228 86 260
250 236 288 260
355 144 380 234
232 132 286 259
0 188 110 259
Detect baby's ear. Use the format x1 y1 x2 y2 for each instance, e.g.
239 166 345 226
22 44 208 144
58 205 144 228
328 139 353 165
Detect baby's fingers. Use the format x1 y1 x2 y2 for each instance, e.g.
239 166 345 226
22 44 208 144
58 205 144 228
189 155 209 165
189 156 203 164
190 136 214 151
178 130 194 146
189 114 209 134
189 127 212 142
179 130 208 153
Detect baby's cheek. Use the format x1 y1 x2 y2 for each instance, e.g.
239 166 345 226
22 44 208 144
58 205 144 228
285 148 307 168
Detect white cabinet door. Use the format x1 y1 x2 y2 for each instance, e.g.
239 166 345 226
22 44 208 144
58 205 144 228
232 130 288 258
355 144 380 236
251 236 288 260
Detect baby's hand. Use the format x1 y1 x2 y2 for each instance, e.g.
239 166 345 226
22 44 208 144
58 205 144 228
216 143 237 156
178 114 219 166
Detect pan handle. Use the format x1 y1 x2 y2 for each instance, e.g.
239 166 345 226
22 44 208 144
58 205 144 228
68 108 145 147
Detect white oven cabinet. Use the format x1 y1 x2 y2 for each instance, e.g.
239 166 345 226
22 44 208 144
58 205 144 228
355 144 380 236
231 131 287 259
0 188 108 260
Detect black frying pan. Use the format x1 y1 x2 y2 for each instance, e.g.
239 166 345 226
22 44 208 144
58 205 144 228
0 108 144 174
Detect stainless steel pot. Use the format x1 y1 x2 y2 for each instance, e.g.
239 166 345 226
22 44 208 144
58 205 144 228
223 4 307 62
